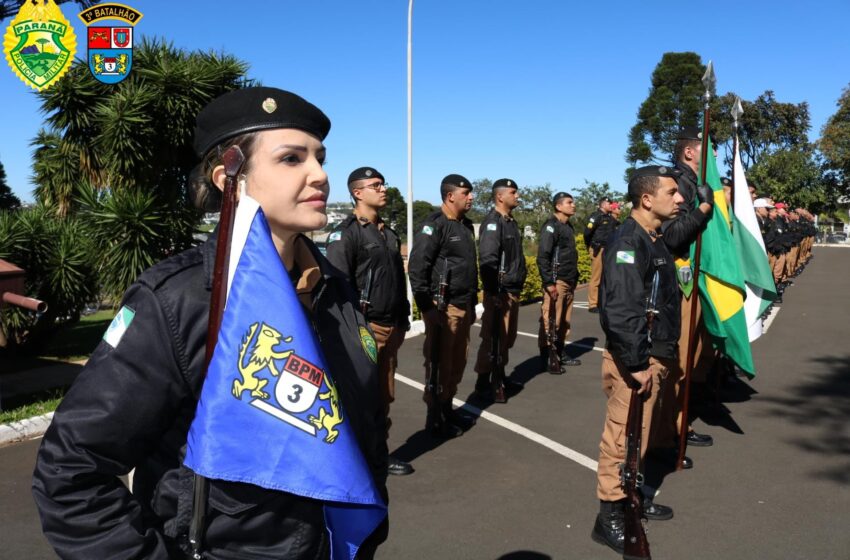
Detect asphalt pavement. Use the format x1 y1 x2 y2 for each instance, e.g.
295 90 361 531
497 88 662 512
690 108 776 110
2 246 848 559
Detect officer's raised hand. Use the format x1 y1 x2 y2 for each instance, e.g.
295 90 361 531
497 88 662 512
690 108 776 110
696 183 714 214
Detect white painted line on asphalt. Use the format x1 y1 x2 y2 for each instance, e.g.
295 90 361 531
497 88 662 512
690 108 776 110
762 305 781 334
395 373 598 472
471 323 605 352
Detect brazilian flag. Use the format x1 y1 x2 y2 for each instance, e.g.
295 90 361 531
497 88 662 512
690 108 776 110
693 142 755 376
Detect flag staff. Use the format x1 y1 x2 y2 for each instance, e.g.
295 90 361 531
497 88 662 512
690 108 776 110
677 62 715 470
405 0 415 323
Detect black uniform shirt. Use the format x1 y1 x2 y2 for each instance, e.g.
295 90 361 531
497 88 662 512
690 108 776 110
583 209 618 250
32 233 387 560
478 208 528 294
536 215 579 286
326 213 410 327
661 161 710 259
408 209 478 312
600 217 681 372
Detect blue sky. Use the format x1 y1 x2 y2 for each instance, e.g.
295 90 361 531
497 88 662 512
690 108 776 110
2 0 848 205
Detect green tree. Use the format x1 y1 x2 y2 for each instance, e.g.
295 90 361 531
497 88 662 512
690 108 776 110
626 52 710 169
0 159 21 210
470 177 493 220
412 200 437 231
819 83 850 194
713 91 811 170
748 148 825 210
514 183 554 237
573 180 624 228
383 186 407 236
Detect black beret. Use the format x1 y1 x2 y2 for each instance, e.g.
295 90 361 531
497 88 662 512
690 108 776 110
628 165 681 194
493 178 517 190
194 87 331 157
441 174 471 189
720 177 732 187
677 126 703 141
552 191 573 205
599 195 612 204
348 167 384 185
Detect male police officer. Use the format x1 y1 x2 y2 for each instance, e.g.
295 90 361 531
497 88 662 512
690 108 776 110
592 165 683 555
652 127 715 467
326 167 413 476
584 196 618 313
537 192 581 371
473 178 528 402
409 175 478 438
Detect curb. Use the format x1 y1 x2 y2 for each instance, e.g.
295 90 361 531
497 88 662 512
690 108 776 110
0 412 53 447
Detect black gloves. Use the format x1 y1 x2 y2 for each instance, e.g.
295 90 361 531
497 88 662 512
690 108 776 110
696 184 714 206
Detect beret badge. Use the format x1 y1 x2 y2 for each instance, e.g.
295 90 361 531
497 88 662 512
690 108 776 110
262 98 278 114
365 169 373 177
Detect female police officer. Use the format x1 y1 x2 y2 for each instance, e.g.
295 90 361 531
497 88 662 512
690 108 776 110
32 87 387 559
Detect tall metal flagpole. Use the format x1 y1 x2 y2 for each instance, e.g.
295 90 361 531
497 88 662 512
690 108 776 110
677 61 716 470
406 0 414 323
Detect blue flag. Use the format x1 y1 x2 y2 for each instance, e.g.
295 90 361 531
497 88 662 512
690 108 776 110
185 195 386 560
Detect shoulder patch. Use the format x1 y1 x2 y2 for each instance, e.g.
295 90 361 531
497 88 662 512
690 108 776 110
422 225 434 236
586 222 594 228
486 223 498 231
545 225 554 233
328 231 342 243
359 326 377 363
616 251 635 264
103 306 135 348
589 217 596 223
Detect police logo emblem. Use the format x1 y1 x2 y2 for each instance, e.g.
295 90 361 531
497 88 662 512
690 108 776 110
3 0 77 91
78 3 143 84
359 326 377 363
262 97 277 113
232 322 343 444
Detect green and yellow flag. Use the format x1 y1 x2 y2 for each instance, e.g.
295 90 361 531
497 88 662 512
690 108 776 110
693 142 754 376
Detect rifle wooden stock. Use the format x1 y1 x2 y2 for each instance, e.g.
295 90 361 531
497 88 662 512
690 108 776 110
621 372 651 560
426 260 449 430
547 299 560 374
491 252 507 402
188 145 245 560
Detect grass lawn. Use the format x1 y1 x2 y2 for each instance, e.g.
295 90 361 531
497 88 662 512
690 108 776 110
0 310 114 423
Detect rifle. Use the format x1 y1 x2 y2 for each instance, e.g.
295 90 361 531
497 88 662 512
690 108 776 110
491 251 507 403
426 258 449 432
620 269 659 560
188 146 245 560
547 246 562 374
359 268 373 319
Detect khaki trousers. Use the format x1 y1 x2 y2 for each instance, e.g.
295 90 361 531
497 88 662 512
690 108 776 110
422 303 473 404
596 351 671 501
785 246 799 277
771 253 786 284
588 247 604 309
474 293 520 374
537 280 576 350
369 322 406 436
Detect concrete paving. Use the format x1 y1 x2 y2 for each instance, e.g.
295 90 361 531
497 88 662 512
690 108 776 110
2 248 848 559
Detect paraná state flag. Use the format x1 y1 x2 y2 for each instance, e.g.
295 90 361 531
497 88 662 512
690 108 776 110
184 194 386 560
732 136 777 344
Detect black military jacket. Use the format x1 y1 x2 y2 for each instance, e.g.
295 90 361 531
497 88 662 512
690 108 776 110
32 233 387 560
408 209 478 312
478 208 528 294
326 214 410 327
661 161 710 259
600 218 680 372
536 215 579 286
583 209 618 250
757 214 779 254
773 216 791 253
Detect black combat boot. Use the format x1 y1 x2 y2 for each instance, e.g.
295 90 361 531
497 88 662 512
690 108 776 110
442 402 476 430
426 404 462 439
473 373 493 401
591 499 625 554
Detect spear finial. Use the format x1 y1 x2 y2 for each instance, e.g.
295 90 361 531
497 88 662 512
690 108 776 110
702 61 716 105
731 96 744 130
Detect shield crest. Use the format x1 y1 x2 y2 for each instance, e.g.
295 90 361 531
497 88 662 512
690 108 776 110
274 353 324 414
87 25 132 84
